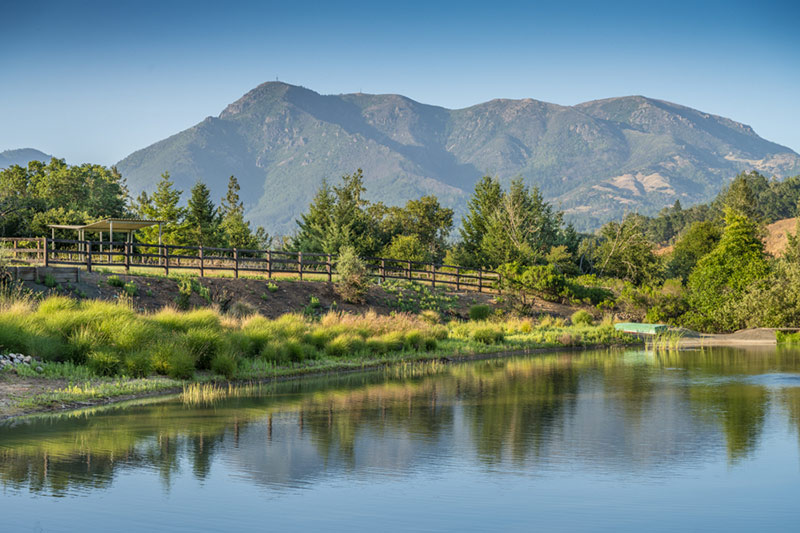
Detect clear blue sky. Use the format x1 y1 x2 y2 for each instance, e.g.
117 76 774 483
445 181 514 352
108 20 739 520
1 0 798 165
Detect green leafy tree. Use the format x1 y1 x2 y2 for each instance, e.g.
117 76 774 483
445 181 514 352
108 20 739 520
594 215 659 284
384 234 428 263
667 221 723 281
687 209 769 331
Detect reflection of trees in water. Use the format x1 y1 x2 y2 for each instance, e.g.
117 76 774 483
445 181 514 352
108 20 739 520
2 348 799 494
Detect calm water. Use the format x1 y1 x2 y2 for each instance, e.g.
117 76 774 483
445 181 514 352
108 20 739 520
3 347 800 532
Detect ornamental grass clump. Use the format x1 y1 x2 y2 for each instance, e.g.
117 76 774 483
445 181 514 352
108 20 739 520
211 352 238 379
325 333 365 357
184 326 223 370
469 304 492 321
471 326 505 345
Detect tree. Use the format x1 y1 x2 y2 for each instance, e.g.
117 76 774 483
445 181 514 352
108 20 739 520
667 221 722 281
459 176 502 268
384 234 428 263
382 196 453 262
135 172 186 245
687 209 769 331
220 176 263 249
593 215 659 284
185 182 221 247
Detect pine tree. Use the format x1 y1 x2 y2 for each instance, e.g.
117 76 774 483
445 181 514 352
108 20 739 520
220 176 258 249
185 181 220 247
135 172 186 244
458 176 502 268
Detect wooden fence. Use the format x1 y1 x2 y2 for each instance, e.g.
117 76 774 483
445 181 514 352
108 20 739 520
0 238 45 263
5 237 501 293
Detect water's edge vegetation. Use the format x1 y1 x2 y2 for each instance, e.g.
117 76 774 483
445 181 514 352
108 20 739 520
0 294 639 419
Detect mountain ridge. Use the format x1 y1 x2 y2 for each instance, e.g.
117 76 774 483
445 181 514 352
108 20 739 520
116 82 800 233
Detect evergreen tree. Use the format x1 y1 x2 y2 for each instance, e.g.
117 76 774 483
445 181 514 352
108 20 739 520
185 181 220 247
458 176 502 268
134 172 185 244
220 175 261 249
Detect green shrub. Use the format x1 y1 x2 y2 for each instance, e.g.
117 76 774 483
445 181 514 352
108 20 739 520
571 310 593 326
260 341 291 364
125 351 153 378
419 309 441 324
469 304 492 321
211 352 238 379
365 337 388 354
107 275 125 288
123 281 138 297
325 333 365 357
184 327 223 370
43 274 57 288
404 329 424 350
335 246 368 303
423 336 437 351
226 332 258 357
87 349 121 376
166 352 195 379
380 331 405 351
67 326 103 364
267 282 279 293
471 326 504 345
37 296 78 313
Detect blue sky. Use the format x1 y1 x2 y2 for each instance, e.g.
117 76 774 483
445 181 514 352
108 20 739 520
1 0 798 165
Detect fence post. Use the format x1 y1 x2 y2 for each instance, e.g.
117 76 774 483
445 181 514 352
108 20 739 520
297 251 303 280
431 263 436 289
478 269 483 293
380 259 386 283
125 242 131 273
407 260 412 281
455 266 461 291
12 239 17 260
497 273 502 295
266 251 272 279
326 254 332 282
86 241 92 273
43 237 49 267
163 245 169 275
233 248 239 279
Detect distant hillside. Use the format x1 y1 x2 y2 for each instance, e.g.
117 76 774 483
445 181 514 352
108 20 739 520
765 217 798 257
116 83 800 234
0 148 53 169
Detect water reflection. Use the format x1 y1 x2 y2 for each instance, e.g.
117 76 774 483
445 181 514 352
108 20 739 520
2 347 800 497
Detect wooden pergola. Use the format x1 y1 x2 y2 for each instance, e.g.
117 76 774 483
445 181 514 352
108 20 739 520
48 218 164 246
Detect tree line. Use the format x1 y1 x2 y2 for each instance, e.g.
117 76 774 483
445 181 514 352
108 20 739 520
2 158 800 332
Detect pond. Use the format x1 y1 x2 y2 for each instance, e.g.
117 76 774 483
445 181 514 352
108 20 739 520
2 347 800 531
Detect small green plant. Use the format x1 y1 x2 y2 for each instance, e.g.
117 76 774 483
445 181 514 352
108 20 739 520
123 281 138 297
42 274 57 288
571 310 593 326
267 282 279 293
469 304 492 321
87 349 121 376
471 326 504 345
107 275 125 288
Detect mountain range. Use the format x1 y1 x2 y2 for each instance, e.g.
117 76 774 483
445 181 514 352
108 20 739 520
0 148 52 170
24 83 800 234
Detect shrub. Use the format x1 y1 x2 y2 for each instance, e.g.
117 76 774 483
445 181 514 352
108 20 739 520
125 351 153 377
419 309 441 324
107 275 125 288
365 337 388 354
404 329 424 350
226 332 258 357
267 282 279 293
43 274 58 288
87 349 121 376
183 327 223 370
469 304 492 321
260 341 291 364
471 326 504 345
571 310 593 326
325 333 365 357
123 281 138 297
380 331 406 351
335 246 368 303
67 326 104 364
211 352 237 379
166 351 196 380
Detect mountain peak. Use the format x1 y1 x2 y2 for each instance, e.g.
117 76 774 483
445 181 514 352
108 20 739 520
117 82 800 234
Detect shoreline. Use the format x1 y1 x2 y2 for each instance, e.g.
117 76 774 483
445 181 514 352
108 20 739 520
0 342 635 422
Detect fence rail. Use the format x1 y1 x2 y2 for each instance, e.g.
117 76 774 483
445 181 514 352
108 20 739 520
6 237 501 293
0 238 45 262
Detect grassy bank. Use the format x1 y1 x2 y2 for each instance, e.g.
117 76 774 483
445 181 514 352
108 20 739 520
0 294 638 417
